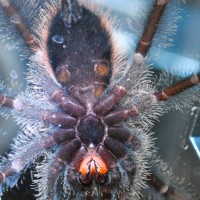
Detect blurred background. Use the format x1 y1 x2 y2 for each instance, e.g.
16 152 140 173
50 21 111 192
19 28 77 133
0 0 200 199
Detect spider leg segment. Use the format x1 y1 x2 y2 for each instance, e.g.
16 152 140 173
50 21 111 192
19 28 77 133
0 128 76 192
0 94 14 108
1 0 59 79
136 0 169 57
103 106 140 125
155 74 200 101
41 138 81 200
147 173 174 197
51 89 86 117
1 1 38 48
147 173 186 199
93 85 127 116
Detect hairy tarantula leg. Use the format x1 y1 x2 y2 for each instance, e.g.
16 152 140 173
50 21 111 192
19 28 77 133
1 1 38 48
0 92 84 128
51 89 86 117
155 74 200 101
41 129 76 148
93 85 127 116
104 137 126 159
107 127 140 151
29 109 77 128
0 129 76 187
42 139 81 200
147 173 185 199
136 0 168 57
96 75 200 125
0 94 78 128
42 111 77 128
1 0 58 80
104 106 139 125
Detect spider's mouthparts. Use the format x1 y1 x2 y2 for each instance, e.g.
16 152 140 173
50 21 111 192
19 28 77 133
79 154 108 185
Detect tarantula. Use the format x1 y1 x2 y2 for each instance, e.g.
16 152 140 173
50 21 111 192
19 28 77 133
0 0 199 199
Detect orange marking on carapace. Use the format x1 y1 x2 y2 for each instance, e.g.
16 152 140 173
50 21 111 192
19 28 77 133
94 63 109 76
79 154 107 176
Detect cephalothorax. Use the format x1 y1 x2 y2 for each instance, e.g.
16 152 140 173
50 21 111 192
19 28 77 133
0 0 199 199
